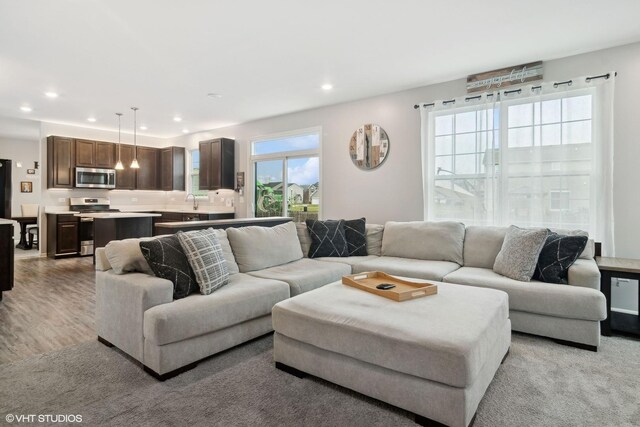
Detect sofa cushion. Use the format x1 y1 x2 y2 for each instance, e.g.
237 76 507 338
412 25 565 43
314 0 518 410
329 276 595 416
365 223 384 256
533 232 588 284
344 218 367 256
248 258 351 296
306 219 349 258
227 222 302 272
351 256 461 281
296 222 312 257
316 255 378 267
463 226 508 269
177 229 229 295
140 235 199 300
143 273 290 345
104 237 155 275
381 221 465 264
443 267 606 321
493 226 548 282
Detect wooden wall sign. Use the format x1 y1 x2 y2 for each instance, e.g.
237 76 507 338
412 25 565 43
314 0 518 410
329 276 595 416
466 61 543 93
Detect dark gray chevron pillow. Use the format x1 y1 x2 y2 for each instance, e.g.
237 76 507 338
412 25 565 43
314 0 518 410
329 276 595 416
177 229 229 295
140 235 199 300
344 218 367 256
306 219 349 258
533 232 588 284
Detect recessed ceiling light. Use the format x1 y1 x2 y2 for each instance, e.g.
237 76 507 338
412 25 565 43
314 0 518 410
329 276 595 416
321 83 333 91
20 106 32 112
207 93 222 98
140 125 148 130
182 129 189 134
45 92 59 98
87 117 97 122
173 116 182 122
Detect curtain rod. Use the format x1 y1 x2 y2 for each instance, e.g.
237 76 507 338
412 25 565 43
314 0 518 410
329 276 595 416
413 71 617 109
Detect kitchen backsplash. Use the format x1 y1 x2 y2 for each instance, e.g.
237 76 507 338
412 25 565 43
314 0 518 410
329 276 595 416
44 188 237 211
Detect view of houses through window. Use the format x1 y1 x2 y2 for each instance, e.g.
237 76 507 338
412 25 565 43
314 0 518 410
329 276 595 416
251 130 320 221
431 92 594 232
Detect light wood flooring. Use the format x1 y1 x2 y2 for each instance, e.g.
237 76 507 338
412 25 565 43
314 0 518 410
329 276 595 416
0 256 96 364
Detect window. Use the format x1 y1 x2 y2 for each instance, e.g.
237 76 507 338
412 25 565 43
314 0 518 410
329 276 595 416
429 90 594 231
188 149 207 197
251 129 321 221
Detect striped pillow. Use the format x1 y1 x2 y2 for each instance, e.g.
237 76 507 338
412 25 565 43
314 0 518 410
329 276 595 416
177 228 229 295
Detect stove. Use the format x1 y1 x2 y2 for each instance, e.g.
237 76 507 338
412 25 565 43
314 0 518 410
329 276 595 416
69 197 120 213
69 198 119 256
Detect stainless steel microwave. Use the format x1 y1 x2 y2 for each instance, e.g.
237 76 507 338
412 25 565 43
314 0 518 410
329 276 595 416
75 167 116 189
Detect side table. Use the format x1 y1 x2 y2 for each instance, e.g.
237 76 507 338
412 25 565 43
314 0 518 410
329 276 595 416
595 256 640 337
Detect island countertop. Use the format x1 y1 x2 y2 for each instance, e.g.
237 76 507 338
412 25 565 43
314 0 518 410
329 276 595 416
0 219 15 225
74 212 161 219
154 216 292 233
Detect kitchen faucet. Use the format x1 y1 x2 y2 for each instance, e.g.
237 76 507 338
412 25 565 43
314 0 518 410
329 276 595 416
186 193 199 211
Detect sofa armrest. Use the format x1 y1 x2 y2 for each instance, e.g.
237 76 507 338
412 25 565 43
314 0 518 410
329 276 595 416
568 258 601 290
95 270 173 362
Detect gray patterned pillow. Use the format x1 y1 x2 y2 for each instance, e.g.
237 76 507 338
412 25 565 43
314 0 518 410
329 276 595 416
493 225 548 282
177 228 229 295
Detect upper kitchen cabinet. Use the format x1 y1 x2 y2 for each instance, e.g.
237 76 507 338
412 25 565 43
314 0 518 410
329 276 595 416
135 146 160 190
75 139 116 168
199 138 235 190
115 144 136 190
160 147 185 191
47 136 75 188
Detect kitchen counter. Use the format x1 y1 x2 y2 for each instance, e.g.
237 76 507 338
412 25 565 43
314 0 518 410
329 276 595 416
45 210 80 215
120 208 235 214
0 219 16 225
154 216 292 234
74 212 161 219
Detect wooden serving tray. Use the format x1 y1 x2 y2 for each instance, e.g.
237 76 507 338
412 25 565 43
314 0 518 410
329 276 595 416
342 271 438 302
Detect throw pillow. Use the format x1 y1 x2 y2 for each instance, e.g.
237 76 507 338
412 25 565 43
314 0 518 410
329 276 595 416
104 237 155 275
306 219 349 258
140 235 199 299
533 232 588 284
177 229 229 295
344 218 367 256
493 225 548 282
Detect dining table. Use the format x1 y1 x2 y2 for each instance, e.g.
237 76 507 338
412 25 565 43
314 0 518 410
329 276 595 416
11 216 37 250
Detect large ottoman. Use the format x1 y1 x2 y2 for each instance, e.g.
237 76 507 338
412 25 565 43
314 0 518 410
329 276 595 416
272 280 511 427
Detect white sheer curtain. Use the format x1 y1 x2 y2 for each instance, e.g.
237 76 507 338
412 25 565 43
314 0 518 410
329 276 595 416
419 74 615 255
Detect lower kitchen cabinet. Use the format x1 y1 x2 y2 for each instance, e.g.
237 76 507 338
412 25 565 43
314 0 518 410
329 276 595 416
47 214 79 258
0 222 14 300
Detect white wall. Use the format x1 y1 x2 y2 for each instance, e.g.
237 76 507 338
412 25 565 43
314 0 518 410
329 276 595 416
0 116 41 239
170 42 640 311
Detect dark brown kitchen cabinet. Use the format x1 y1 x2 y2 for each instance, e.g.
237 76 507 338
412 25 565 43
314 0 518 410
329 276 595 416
46 214 79 258
0 222 14 300
76 139 116 168
96 141 116 168
75 139 96 167
199 138 235 190
115 144 136 190
47 136 75 188
160 147 185 191
135 146 160 190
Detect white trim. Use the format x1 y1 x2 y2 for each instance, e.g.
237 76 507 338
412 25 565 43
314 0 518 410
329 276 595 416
187 148 209 199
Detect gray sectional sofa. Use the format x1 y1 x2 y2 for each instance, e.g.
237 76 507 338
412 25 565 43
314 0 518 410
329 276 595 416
95 220 606 379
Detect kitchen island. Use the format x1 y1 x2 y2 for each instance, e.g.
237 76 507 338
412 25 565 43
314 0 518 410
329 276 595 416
154 216 292 235
75 212 161 252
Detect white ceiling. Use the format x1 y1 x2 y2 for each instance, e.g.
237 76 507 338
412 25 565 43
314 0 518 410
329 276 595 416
1 0 640 138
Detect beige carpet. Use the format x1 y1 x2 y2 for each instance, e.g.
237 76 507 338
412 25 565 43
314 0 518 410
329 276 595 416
0 333 639 426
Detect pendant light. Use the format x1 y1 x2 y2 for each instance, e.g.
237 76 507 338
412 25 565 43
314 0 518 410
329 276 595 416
130 107 140 169
114 113 124 170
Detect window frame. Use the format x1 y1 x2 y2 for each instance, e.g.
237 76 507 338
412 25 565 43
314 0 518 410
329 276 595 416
248 126 322 219
428 87 595 230
187 148 209 199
